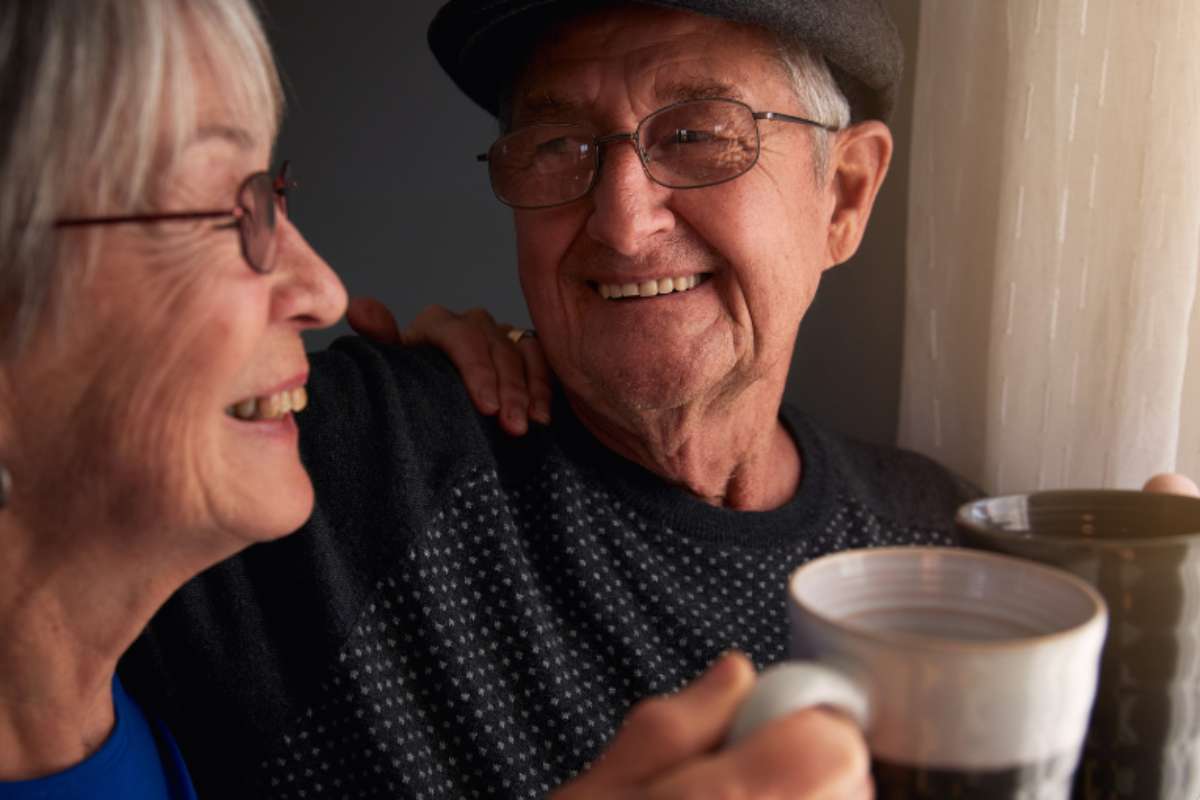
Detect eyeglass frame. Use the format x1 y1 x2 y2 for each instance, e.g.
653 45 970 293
53 161 295 274
476 98 841 210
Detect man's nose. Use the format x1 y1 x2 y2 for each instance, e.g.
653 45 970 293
269 219 349 330
585 137 675 257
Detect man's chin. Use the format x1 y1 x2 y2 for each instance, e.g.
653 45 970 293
575 363 723 417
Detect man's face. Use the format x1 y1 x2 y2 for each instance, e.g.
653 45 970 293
510 5 841 418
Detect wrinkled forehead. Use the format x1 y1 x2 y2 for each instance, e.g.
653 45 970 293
511 5 790 124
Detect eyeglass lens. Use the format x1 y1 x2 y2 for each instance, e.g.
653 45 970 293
488 99 761 209
237 166 288 273
640 101 759 187
489 130 597 209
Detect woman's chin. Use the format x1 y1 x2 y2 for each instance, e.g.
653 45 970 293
208 461 316 547
254 475 315 542
209 412 317 540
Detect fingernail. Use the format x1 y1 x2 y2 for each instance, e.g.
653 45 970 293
697 652 742 692
481 390 499 412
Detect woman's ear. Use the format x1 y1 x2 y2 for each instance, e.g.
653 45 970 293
824 120 893 268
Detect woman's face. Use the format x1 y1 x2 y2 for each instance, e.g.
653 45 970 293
3 69 348 562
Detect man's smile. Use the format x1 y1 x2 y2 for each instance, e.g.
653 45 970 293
592 272 712 299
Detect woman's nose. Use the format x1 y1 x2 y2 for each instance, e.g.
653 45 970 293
270 219 348 330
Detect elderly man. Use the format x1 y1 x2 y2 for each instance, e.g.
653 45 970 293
122 0 998 797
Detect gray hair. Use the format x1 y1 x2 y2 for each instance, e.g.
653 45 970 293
0 0 282 354
772 38 852 181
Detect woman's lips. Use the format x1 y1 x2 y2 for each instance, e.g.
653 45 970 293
225 386 308 421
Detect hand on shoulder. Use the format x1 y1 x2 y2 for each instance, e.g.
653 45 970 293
348 297 551 436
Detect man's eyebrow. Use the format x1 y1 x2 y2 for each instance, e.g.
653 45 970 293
655 80 744 104
188 124 257 149
512 81 745 124
513 92 582 123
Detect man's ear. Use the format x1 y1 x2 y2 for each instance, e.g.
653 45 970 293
825 120 893 267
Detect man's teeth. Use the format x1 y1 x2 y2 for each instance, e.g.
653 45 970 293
598 274 705 300
226 387 308 421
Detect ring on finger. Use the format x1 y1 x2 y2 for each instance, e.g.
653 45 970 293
506 328 537 344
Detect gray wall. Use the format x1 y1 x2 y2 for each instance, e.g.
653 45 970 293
264 0 917 446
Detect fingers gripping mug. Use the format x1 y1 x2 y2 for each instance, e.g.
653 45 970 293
730 547 1107 800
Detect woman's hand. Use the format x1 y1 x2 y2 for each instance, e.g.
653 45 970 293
552 653 872 800
348 297 551 436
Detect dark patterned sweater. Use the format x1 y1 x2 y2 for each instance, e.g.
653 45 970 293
121 337 977 799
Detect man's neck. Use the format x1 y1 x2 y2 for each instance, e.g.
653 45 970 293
568 379 801 510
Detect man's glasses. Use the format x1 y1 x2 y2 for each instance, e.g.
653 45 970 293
55 161 295 274
478 98 839 210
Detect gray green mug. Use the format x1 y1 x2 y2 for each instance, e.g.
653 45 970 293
958 490 1200 800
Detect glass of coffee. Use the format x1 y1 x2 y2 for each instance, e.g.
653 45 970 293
729 546 1107 800
958 490 1200 800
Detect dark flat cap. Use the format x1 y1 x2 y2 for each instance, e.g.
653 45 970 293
428 0 902 123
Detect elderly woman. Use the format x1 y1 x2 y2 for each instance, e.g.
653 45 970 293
0 0 348 794
0 1 591 794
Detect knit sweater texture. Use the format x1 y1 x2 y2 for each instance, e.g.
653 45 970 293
122 337 977 798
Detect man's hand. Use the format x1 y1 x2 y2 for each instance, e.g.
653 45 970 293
553 652 872 800
348 297 551 436
1143 474 1200 496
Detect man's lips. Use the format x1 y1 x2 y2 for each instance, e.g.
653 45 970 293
592 273 711 299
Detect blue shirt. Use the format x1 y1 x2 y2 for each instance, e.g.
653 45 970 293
0 677 197 800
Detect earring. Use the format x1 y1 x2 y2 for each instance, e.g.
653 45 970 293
0 463 10 509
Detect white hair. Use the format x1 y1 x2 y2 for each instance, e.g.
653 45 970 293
772 38 853 180
0 0 283 353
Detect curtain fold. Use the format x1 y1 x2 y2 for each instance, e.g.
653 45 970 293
900 0 1200 493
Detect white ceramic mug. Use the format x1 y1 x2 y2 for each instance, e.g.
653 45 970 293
730 547 1108 800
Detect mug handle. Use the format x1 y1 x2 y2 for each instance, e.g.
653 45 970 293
726 662 869 746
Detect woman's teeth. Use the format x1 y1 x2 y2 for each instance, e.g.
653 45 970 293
597 274 706 300
226 387 308 421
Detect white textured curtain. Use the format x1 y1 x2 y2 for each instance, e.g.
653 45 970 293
899 0 1200 494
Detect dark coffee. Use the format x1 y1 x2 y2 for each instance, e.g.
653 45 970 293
872 751 1078 800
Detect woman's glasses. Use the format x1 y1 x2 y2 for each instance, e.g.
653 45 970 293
55 161 295 274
